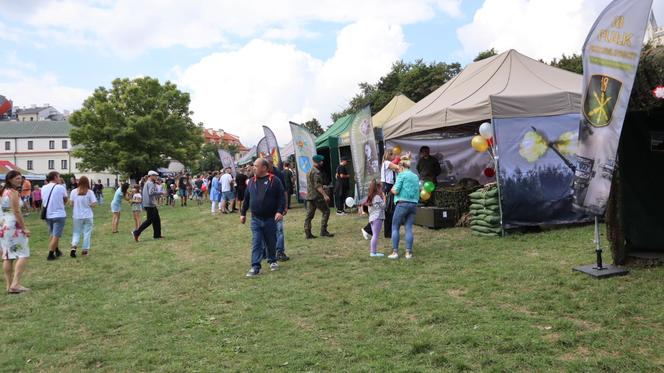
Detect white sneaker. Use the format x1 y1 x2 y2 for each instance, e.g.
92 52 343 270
370 252 385 257
405 252 414 259
362 229 371 240
270 262 279 271
388 252 399 259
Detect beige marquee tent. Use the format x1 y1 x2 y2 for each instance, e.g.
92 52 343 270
382 49 582 140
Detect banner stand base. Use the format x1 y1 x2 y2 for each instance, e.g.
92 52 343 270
572 264 629 278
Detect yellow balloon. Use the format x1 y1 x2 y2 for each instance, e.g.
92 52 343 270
471 135 489 152
420 190 431 201
392 146 402 155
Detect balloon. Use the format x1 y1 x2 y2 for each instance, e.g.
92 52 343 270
345 197 355 207
479 122 493 139
483 167 496 178
419 180 424 187
423 181 435 193
392 146 402 155
471 135 489 152
487 137 494 147
420 190 431 201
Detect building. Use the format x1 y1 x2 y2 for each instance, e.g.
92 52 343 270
15 105 63 122
0 121 118 186
202 128 249 161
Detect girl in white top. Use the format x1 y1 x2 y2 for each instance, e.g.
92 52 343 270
367 179 386 257
69 176 97 257
130 185 143 231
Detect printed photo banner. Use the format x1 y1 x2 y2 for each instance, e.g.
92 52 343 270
256 137 269 159
263 125 283 170
573 0 653 215
217 149 236 177
349 106 380 203
494 114 590 228
386 134 494 185
289 121 317 200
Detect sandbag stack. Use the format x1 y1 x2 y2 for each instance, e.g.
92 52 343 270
469 185 502 237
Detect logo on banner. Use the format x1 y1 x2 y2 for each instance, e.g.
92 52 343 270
298 156 312 173
583 75 622 127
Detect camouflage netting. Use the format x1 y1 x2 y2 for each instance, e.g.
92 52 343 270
433 178 481 225
606 44 664 265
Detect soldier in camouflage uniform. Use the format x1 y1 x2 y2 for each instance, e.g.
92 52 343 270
304 155 334 239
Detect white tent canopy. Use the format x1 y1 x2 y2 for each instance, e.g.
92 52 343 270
383 49 582 140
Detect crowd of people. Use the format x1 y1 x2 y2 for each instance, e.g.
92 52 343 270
1 146 440 290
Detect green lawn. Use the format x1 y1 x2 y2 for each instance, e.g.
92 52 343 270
1 192 663 372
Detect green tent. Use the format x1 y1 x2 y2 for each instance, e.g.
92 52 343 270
315 114 355 205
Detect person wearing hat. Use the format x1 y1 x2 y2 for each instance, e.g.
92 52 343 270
132 170 164 241
304 154 333 239
334 156 351 215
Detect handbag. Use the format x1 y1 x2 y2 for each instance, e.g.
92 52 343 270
40 184 54 220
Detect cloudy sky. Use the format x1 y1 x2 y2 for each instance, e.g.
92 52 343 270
1 0 662 145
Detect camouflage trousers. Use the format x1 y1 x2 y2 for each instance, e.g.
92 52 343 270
304 198 330 234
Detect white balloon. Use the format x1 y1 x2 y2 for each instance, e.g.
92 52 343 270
479 122 493 140
345 197 355 207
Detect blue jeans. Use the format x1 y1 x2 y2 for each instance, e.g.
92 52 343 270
391 202 417 253
72 218 93 250
276 219 285 254
251 216 277 270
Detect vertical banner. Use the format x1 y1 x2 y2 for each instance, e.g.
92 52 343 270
289 121 317 200
256 137 269 159
349 106 380 203
573 0 653 215
262 125 283 170
217 149 236 177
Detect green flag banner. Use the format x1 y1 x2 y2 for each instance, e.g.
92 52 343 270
349 106 380 204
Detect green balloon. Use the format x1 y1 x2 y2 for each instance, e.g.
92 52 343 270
423 181 435 193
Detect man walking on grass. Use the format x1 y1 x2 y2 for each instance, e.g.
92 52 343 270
42 171 68 261
304 154 334 239
241 158 286 277
133 170 164 241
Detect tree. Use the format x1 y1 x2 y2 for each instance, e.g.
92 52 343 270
302 118 324 137
474 48 498 62
549 53 583 74
331 59 462 122
69 77 203 180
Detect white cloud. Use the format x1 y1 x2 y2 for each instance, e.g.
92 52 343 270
0 71 90 113
5 0 460 57
0 51 90 112
456 0 615 61
178 20 408 145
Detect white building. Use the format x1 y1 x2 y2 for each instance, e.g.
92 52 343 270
0 121 118 186
16 105 62 122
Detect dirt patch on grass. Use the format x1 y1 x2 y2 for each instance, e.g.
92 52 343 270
564 317 601 332
560 346 590 361
446 288 467 300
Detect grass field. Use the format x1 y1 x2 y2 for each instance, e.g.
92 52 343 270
1 192 663 372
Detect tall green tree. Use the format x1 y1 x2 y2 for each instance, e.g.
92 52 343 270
303 118 324 137
474 48 498 62
69 77 203 180
331 59 461 122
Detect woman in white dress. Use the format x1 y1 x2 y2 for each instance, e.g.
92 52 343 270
1 170 31 294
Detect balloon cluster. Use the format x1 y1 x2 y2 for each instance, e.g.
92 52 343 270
420 180 435 201
471 122 496 178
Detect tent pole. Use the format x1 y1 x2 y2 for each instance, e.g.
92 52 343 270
572 215 629 278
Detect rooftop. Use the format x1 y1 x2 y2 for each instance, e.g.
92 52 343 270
0 120 72 138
